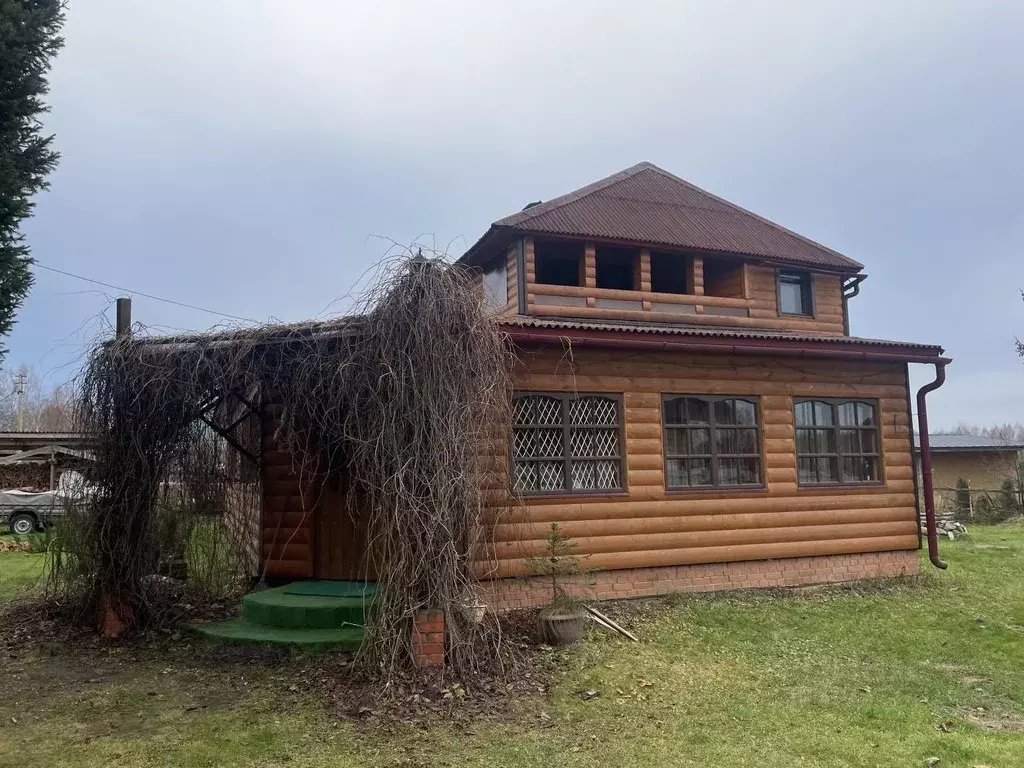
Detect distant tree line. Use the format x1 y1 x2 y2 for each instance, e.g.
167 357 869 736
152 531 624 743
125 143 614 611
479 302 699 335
944 423 1024 443
0 365 72 431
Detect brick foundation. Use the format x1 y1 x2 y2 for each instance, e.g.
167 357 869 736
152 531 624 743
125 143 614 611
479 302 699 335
411 609 445 667
478 550 920 610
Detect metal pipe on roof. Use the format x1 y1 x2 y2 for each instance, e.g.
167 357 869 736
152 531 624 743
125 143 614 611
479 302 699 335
915 362 948 570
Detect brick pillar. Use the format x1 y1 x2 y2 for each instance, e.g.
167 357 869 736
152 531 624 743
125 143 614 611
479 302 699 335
412 609 445 667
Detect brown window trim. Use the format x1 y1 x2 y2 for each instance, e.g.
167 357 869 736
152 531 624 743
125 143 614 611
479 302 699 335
511 391 625 497
661 394 765 490
793 397 884 486
776 269 816 318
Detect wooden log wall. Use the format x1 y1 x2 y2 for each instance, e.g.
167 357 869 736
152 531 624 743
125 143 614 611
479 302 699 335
746 267 844 333
261 404 317 578
476 346 917 578
518 236 847 335
703 260 746 299
505 244 518 314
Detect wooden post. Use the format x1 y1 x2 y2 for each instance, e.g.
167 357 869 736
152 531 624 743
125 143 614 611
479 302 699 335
100 295 135 637
115 297 132 337
691 257 705 296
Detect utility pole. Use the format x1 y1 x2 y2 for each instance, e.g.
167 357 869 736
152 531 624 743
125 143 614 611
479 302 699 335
14 370 26 432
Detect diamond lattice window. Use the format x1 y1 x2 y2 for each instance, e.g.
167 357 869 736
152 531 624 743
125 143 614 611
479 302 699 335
512 393 623 494
662 395 762 488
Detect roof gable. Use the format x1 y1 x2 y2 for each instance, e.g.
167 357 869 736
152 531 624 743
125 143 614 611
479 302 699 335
462 162 863 272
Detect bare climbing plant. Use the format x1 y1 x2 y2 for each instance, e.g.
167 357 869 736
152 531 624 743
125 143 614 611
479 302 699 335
49 253 514 678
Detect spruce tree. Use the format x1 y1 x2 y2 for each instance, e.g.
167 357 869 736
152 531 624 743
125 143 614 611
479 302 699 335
0 0 65 362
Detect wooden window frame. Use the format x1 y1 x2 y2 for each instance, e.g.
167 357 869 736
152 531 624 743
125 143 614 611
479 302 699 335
511 391 626 497
776 269 815 318
661 395 765 490
793 397 884 487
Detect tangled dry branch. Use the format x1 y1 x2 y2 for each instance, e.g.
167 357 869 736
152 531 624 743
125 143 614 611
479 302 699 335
50 254 514 677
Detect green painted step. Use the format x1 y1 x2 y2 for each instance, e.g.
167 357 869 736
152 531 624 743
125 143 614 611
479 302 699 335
283 580 377 598
242 590 371 630
188 581 377 649
190 616 364 650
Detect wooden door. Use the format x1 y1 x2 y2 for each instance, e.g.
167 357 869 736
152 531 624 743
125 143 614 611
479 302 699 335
315 474 372 580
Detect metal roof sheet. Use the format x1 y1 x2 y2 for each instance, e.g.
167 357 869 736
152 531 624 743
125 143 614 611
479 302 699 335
462 163 863 271
913 434 1024 452
498 315 942 353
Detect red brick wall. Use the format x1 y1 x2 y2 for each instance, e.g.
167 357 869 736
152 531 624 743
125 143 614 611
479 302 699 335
477 550 919 610
411 609 445 667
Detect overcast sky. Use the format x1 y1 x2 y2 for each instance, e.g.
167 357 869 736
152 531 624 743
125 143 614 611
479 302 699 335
9 0 1024 428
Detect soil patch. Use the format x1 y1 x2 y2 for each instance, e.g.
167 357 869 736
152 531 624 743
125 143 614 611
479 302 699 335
0 596 553 728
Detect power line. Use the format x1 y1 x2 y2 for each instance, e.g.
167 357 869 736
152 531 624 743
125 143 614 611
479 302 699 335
34 262 259 324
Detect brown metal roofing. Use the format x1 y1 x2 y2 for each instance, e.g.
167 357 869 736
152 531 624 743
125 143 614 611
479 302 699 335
461 162 863 272
498 315 944 355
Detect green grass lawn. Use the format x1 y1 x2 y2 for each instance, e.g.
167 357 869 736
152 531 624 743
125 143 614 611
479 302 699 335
0 548 45 601
2 527 1024 767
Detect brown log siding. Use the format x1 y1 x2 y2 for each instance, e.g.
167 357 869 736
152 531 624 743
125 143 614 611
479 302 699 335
478 346 916 578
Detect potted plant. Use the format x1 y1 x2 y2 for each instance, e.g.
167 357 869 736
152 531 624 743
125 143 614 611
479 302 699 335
526 523 588 645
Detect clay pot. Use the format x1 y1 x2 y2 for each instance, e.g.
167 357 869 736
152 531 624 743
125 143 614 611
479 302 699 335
537 603 588 645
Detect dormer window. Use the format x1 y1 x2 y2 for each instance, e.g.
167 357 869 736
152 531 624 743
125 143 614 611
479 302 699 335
777 270 814 316
595 246 637 290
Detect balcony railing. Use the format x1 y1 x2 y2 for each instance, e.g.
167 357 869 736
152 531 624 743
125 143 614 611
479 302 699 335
528 283 751 319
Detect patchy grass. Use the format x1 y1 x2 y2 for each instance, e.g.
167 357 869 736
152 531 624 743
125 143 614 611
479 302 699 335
0 549 45 601
2 527 1024 766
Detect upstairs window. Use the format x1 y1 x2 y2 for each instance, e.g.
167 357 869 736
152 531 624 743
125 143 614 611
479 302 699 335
512 393 624 495
778 270 813 316
535 240 583 286
662 395 762 489
595 246 637 290
794 399 880 485
650 251 690 294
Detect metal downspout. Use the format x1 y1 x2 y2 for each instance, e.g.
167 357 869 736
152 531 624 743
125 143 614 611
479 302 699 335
841 275 866 336
915 362 948 569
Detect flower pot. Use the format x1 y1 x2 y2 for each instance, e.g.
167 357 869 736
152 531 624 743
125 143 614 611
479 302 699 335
537 604 588 645
461 601 487 624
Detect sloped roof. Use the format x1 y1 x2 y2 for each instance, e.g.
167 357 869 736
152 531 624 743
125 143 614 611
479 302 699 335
499 315 945 362
460 162 863 272
913 434 1024 452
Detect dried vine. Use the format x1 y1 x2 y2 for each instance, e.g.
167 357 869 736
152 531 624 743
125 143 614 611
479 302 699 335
50 255 513 676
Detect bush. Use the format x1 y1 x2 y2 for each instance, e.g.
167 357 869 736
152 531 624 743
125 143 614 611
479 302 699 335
999 479 1021 518
14 523 62 554
974 494 1015 525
